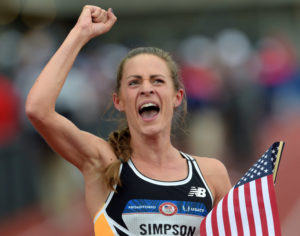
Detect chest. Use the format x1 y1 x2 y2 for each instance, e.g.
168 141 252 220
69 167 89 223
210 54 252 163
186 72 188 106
133 161 188 182
104 161 213 235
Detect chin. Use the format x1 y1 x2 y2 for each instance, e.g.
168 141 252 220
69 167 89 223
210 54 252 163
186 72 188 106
140 126 161 136
140 122 170 138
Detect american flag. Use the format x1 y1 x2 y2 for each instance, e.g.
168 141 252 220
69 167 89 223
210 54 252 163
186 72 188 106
200 141 284 236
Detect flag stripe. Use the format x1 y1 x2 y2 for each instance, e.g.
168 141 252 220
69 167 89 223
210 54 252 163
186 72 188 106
239 185 250 236
200 216 207 236
250 180 263 235
256 178 268 236
216 199 225 235
211 206 219 236
233 188 244 236
268 174 281 236
222 194 232 236
262 176 275 235
205 209 213 236
244 182 256 235
227 189 238 236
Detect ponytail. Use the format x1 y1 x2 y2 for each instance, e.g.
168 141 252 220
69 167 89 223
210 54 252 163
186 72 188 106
104 126 132 191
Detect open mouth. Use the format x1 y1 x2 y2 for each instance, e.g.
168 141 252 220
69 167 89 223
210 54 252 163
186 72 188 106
138 103 160 120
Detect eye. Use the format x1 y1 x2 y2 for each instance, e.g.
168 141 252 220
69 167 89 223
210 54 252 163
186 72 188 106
128 80 139 86
153 79 164 85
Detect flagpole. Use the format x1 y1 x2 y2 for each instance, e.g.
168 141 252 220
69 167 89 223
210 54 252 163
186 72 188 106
273 141 284 184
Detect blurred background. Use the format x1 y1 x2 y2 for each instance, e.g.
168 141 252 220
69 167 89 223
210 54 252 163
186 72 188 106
0 0 300 235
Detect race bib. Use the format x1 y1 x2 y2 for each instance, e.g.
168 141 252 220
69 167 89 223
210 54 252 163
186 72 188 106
122 199 208 236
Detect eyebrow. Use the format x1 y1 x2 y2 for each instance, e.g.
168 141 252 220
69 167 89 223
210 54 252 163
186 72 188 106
126 74 166 80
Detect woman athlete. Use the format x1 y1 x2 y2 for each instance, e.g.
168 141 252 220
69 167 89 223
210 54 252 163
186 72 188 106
26 5 231 236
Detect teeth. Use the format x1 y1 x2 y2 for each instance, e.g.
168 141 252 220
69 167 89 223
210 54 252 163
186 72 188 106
141 103 157 109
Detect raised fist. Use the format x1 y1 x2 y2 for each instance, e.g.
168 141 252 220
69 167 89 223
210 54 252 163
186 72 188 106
75 5 117 41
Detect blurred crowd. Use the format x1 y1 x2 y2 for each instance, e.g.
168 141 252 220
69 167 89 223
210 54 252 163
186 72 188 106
1 14 300 235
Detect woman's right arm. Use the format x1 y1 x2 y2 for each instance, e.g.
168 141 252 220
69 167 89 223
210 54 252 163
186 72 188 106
25 6 117 172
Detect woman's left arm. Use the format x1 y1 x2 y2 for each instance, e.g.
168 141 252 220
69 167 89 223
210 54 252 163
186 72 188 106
195 157 232 207
210 159 232 206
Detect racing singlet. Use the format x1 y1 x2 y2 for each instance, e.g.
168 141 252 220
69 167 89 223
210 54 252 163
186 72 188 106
94 152 213 236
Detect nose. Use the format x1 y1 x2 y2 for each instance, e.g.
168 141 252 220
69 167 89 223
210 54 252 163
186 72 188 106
140 80 154 96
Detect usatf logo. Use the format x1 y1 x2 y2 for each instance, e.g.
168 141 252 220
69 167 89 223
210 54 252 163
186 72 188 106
159 202 178 216
188 186 206 198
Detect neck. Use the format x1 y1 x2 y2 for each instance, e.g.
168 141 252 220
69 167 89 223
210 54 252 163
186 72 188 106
130 130 178 165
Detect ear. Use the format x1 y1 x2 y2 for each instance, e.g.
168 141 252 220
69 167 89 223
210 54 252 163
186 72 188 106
113 92 124 111
174 89 184 108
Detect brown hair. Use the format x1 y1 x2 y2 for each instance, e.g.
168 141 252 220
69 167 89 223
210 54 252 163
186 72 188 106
103 47 187 190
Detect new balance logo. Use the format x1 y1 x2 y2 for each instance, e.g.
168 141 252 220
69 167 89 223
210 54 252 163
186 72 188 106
188 186 206 198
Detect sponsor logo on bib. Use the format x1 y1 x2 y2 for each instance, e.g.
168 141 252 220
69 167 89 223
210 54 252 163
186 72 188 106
159 202 178 216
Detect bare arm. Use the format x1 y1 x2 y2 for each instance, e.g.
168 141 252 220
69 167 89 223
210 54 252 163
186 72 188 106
26 6 117 172
196 157 232 207
209 159 232 206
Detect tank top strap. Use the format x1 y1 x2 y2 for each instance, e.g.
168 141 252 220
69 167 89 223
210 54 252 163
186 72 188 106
180 151 193 161
179 151 214 205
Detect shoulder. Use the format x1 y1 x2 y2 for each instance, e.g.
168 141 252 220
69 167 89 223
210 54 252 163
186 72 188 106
193 156 227 176
192 155 232 206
